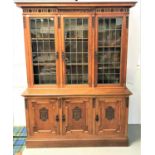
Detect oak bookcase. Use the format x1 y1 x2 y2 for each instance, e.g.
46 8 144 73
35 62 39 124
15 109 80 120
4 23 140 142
16 1 136 147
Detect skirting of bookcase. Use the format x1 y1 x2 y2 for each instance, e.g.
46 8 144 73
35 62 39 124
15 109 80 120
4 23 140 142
26 138 129 148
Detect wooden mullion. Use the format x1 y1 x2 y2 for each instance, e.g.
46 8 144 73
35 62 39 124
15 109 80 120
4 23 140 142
60 16 65 87
121 15 129 85
94 16 99 87
88 15 92 87
54 15 60 88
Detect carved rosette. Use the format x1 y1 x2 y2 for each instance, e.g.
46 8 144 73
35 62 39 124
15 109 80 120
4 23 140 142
72 107 82 121
40 108 48 121
105 106 115 120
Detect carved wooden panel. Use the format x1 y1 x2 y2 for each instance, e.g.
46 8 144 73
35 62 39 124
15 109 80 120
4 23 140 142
62 98 91 135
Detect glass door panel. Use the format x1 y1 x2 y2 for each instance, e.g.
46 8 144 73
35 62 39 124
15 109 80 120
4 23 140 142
64 18 88 84
30 18 57 84
97 17 122 84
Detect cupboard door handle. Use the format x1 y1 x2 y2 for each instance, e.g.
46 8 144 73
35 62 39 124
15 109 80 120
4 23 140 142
62 52 68 63
55 52 59 60
95 115 99 122
62 114 66 122
95 52 98 61
56 115 59 122
62 52 65 60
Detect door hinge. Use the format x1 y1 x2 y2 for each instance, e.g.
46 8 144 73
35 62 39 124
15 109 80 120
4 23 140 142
25 99 28 109
58 16 61 29
62 114 66 122
56 115 59 122
33 126 37 132
126 16 129 29
55 52 59 60
95 114 99 122
95 51 98 60
23 16 26 29
92 97 96 108
62 52 65 60
126 98 129 108
58 98 62 108
92 16 95 28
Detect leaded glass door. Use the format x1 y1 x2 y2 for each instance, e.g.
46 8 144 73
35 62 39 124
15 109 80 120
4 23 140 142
96 17 123 85
30 17 59 85
62 16 91 86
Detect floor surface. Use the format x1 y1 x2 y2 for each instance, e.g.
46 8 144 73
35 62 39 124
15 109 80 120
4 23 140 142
22 124 141 155
13 127 27 155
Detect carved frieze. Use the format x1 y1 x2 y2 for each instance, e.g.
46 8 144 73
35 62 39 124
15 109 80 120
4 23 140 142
23 7 129 14
23 8 58 13
59 8 95 13
96 7 129 12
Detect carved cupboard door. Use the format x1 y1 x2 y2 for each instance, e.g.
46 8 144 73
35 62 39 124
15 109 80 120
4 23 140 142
62 98 92 135
28 98 59 136
95 98 125 136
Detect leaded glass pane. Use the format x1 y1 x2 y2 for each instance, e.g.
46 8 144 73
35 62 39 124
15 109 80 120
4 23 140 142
97 17 122 84
64 18 88 84
30 18 56 84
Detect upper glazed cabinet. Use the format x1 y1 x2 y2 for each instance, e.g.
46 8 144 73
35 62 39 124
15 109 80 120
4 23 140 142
22 6 129 87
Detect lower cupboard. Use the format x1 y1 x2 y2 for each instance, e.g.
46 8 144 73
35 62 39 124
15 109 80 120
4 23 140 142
25 96 129 147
